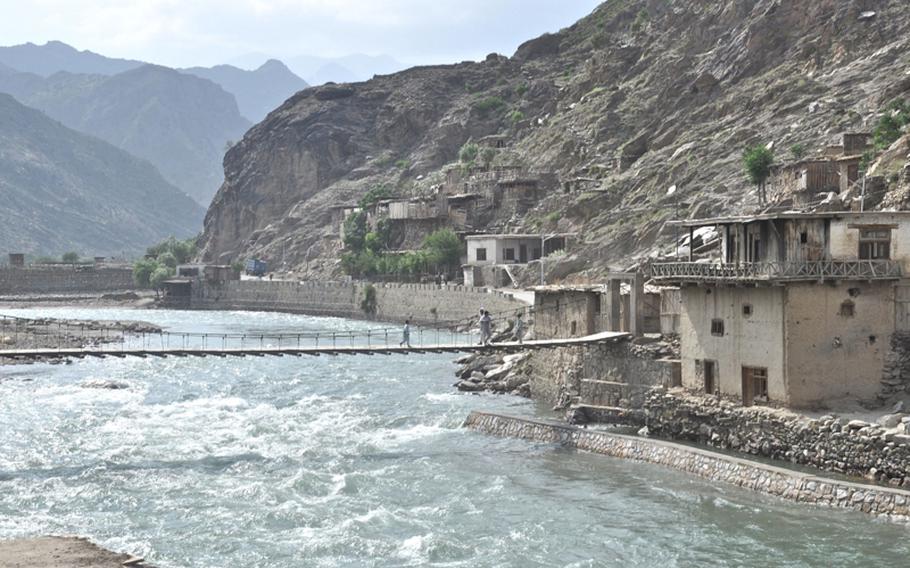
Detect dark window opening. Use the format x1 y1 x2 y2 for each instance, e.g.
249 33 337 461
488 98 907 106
839 300 855 317
848 287 861 297
800 231 808 244
475 248 487 261
503 248 515 261
711 319 724 336
704 360 716 395
859 228 891 260
742 304 753 317
869 335 877 345
570 321 577 336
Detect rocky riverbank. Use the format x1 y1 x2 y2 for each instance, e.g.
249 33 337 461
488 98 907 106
0 315 162 364
644 390 910 488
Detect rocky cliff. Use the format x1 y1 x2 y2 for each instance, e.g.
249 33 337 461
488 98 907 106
199 0 910 279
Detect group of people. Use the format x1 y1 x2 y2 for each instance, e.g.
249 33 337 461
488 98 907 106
400 308 526 348
479 308 524 346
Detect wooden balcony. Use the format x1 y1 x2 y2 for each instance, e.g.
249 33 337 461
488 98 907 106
650 260 903 284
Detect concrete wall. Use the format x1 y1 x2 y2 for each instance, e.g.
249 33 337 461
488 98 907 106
534 290 598 339
193 280 525 326
465 411 910 519
679 286 786 401
785 282 895 406
0 267 135 295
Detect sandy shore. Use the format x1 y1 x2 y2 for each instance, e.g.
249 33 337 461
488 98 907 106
0 537 150 567
0 290 157 310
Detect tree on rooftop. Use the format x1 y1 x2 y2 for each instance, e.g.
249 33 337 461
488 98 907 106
743 144 774 205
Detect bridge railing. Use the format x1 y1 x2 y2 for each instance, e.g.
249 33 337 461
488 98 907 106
0 314 484 353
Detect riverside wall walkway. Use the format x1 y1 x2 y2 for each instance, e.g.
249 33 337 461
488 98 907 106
464 411 910 520
192 280 527 326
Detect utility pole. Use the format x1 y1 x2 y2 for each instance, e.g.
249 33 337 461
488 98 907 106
667 184 679 258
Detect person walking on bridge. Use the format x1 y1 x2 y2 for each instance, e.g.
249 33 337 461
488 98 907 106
512 312 525 344
479 310 493 346
400 319 412 348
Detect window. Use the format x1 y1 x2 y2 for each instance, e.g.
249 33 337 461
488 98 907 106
503 248 515 261
800 231 808 244
475 248 487 261
532 248 541 260
742 304 753 317
859 228 891 260
839 300 855 317
711 318 724 336
742 366 768 406
570 321 577 336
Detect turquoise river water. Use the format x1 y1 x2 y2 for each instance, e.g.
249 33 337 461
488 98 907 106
1 308 909 567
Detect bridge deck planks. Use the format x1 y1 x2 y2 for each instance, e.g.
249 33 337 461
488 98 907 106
0 331 630 360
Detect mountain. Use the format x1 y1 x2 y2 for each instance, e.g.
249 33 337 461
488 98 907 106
231 52 406 85
0 93 204 256
0 64 251 206
0 40 143 77
181 60 308 123
198 0 910 281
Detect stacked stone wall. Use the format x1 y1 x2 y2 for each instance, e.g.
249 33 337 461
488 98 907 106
0 268 135 295
644 391 910 487
523 341 675 407
193 280 524 326
880 331 910 401
464 411 910 519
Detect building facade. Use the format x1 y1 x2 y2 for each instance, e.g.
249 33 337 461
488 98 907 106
652 211 910 408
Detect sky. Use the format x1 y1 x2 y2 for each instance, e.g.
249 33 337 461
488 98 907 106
0 0 604 68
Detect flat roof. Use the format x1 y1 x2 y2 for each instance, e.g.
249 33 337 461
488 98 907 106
671 210 910 228
465 233 573 240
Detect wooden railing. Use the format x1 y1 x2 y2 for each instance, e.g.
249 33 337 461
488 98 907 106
650 260 903 282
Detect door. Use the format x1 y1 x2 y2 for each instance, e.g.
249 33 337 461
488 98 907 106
741 366 768 406
704 360 716 394
519 244 528 263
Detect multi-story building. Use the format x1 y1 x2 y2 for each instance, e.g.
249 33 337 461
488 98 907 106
651 211 910 408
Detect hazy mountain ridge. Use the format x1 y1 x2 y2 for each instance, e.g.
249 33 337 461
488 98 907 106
181 60 308 123
0 64 251 206
0 93 204 256
198 0 910 279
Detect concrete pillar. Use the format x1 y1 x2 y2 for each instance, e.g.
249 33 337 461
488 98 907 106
606 278 622 331
630 272 644 337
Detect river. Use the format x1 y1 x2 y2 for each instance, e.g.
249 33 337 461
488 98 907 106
0 308 908 567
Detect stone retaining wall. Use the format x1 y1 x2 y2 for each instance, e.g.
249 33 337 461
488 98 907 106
464 411 910 519
0 268 135 295
643 390 910 487
193 280 525 326
521 340 675 406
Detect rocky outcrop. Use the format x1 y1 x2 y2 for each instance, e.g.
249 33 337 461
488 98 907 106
199 0 910 279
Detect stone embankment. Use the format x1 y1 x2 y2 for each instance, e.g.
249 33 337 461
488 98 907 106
194 280 525 327
464 411 910 519
644 391 910 488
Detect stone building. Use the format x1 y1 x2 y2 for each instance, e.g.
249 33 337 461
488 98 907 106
768 132 870 205
7 253 24 268
651 211 910 409
462 233 569 287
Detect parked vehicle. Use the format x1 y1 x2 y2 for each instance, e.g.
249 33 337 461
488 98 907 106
245 258 268 277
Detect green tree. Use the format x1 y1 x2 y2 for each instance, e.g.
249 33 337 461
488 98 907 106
157 251 178 269
361 284 378 316
423 229 462 275
61 251 79 264
358 185 392 209
132 258 160 288
789 143 806 160
343 211 368 252
480 147 497 167
149 266 174 297
459 142 479 164
743 145 774 205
